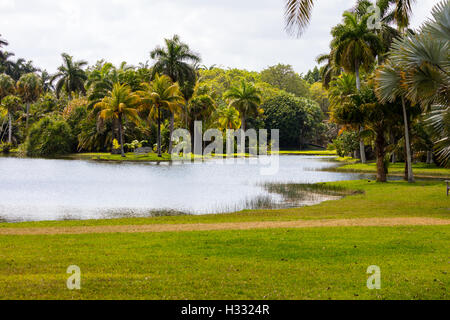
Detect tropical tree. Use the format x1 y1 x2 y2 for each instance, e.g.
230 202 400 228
0 74 15 102
94 83 141 157
330 11 383 162
0 95 22 144
0 35 8 62
150 35 201 153
378 0 450 167
51 53 88 99
16 73 43 132
139 74 184 157
284 0 416 36
216 105 241 130
223 80 262 132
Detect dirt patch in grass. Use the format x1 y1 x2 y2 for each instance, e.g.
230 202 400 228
0 217 448 236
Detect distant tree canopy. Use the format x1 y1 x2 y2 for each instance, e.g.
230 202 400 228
304 66 321 84
260 64 310 98
262 94 324 149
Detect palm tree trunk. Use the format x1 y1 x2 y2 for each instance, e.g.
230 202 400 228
118 115 125 158
168 113 175 154
401 96 414 183
8 112 12 144
240 114 246 132
375 130 387 183
157 106 162 157
355 64 366 164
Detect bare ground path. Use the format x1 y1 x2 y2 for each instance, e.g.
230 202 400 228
0 217 448 235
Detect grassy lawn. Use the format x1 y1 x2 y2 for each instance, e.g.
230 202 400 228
0 225 448 299
0 179 448 299
1 180 448 229
335 161 450 179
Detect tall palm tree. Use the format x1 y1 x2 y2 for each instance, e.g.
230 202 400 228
150 35 201 153
223 80 262 132
379 0 450 167
16 73 43 132
0 34 8 62
284 0 416 36
216 105 241 130
138 74 184 157
51 53 88 99
94 83 141 157
331 11 382 162
0 74 16 143
376 62 415 181
0 95 22 144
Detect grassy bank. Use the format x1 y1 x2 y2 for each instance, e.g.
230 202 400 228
65 152 251 162
334 161 450 179
1 180 448 228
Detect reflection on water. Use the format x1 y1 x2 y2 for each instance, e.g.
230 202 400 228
0 156 371 222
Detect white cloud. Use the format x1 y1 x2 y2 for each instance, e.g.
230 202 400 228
0 0 441 74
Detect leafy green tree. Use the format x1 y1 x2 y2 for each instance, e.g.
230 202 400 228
262 94 324 149
51 53 88 99
139 74 184 157
260 64 310 97
24 115 73 157
16 73 43 132
94 83 141 157
223 80 262 132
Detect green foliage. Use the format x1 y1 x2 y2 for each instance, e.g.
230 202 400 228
260 64 310 97
332 131 359 157
24 115 73 156
262 94 324 148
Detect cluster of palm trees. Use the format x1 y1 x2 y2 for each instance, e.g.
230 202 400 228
0 34 264 158
287 0 449 180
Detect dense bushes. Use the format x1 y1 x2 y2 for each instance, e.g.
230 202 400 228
24 116 73 157
262 94 325 149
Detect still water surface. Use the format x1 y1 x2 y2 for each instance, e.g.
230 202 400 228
0 156 369 222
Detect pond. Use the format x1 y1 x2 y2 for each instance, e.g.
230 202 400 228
0 155 371 222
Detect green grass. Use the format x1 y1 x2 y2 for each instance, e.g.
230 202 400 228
66 152 251 162
272 150 338 156
0 225 448 299
335 161 450 179
1 180 448 229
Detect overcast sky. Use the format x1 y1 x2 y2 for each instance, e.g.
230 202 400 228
0 0 440 75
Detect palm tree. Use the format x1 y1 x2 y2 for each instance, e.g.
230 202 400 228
51 53 88 99
150 35 201 153
0 35 8 62
284 0 416 36
39 70 54 92
376 62 415 181
331 11 383 163
16 73 43 132
216 105 241 130
0 95 22 144
379 0 449 167
223 80 262 132
0 74 16 143
94 83 141 157
138 74 184 157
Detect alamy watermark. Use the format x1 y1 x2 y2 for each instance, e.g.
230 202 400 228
171 121 280 176
367 265 381 290
67 265 81 290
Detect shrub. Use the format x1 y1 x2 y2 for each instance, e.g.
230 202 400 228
24 116 73 157
333 131 359 157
